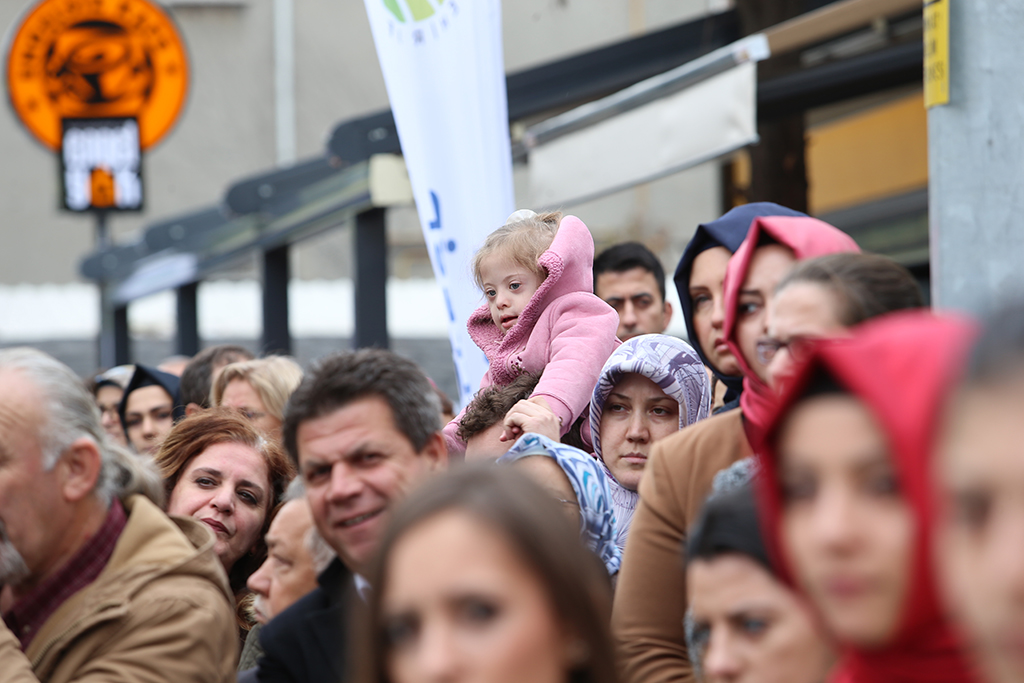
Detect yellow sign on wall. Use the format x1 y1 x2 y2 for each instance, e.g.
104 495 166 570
924 0 950 107
5 0 189 151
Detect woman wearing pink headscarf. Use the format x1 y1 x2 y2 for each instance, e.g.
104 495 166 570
612 215 859 683
756 312 980 683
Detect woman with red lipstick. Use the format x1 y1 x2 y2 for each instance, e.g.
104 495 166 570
757 311 980 683
155 409 295 641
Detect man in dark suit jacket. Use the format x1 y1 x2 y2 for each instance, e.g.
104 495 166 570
255 558 350 683
253 349 449 683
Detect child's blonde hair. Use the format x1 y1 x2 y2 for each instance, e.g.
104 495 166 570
472 210 562 289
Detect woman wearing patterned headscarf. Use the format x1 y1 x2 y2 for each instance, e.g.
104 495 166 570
499 433 622 578
590 334 711 548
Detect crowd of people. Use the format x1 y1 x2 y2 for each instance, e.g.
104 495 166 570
0 204 1020 683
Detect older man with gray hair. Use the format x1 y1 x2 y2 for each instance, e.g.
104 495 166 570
237 478 335 676
0 347 238 682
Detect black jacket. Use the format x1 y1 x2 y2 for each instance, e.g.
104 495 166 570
255 558 351 683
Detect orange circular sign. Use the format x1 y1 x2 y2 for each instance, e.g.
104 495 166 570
6 0 189 151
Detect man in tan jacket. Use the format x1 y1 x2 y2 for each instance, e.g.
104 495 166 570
0 347 238 682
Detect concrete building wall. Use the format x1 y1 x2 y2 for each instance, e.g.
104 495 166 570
0 0 724 290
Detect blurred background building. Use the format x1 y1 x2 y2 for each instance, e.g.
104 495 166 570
0 0 926 399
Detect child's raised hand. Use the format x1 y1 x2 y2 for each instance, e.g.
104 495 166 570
501 396 562 443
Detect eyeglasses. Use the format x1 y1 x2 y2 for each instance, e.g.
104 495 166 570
755 336 815 366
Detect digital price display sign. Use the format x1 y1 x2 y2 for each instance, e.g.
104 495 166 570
6 0 189 212
61 118 143 211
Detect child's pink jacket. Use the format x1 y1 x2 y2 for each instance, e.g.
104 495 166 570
443 215 621 455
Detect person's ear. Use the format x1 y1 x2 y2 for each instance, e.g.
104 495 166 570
185 402 202 417
420 432 448 470
59 437 103 503
662 300 674 331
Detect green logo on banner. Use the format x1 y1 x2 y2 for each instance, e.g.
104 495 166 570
384 0 445 23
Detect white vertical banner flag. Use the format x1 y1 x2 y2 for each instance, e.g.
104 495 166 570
362 0 514 404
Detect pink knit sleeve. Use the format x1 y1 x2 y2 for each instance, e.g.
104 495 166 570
529 293 620 434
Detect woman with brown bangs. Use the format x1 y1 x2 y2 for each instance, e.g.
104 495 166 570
356 464 618 683
154 409 296 647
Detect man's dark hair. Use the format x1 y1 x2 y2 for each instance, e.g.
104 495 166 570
457 373 540 441
179 344 255 408
593 241 667 301
456 371 588 451
282 349 441 465
686 482 771 572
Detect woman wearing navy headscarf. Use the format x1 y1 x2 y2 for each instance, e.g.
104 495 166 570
674 202 806 412
118 364 185 456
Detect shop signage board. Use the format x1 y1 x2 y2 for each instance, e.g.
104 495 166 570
61 117 143 210
924 0 949 108
6 0 188 210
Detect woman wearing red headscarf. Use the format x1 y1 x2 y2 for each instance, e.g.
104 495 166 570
613 215 858 683
756 311 980 683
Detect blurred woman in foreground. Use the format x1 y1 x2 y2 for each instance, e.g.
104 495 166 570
758 312 979 683
936 302 1024 683
357 464 618 683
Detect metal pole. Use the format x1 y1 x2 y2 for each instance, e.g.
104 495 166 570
262 245 292 354
176 282 200 356
273 0 296 166
95 211 119 368
928 0 1024 312
113 305 130 366
354 208 389 349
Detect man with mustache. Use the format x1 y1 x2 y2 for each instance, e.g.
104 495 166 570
254 349 448 683
237 479 334 678
0 348 237 682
